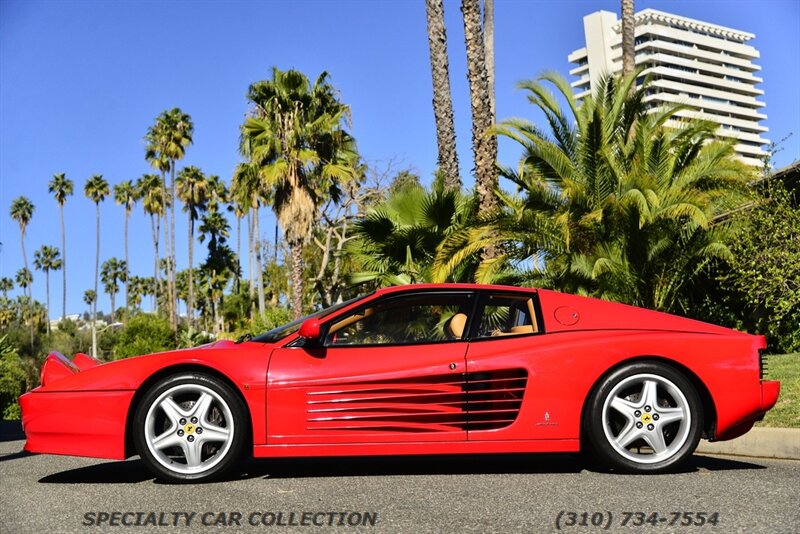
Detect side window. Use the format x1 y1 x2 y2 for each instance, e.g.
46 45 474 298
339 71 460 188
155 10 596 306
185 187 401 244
324 293 474 346
475 294 539 339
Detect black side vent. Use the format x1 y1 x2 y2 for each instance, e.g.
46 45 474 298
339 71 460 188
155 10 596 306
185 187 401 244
759 349 768 380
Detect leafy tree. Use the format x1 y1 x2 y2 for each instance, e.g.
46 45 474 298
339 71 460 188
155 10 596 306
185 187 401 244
726 184 800 352
33 245 62 334
198 206 238 334
242 67 357 318
0 335 26 420
48 173 74 319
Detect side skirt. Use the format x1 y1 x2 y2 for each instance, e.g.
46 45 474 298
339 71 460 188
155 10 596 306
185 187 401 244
253 439 580 458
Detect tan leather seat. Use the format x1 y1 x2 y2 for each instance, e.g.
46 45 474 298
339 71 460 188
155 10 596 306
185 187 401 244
447 313 468 339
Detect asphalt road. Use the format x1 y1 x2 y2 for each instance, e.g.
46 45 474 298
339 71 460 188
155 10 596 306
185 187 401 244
1 437 798 534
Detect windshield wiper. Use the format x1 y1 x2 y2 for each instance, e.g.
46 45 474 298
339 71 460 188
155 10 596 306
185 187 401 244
235 333 253 344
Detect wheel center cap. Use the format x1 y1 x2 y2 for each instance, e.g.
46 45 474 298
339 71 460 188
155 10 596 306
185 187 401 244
183 423 196 435
641 413 652 424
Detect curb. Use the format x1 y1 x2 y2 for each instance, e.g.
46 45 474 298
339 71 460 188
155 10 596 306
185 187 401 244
696 427 800 460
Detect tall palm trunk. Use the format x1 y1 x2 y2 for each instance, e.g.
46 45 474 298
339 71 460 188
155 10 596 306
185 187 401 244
18 229 34 346
92 203 100 358
425 0 461 190
483 0 495 120
253 207 266 317
621 0 636 76
169 164 178 328
150 214 160 311
59 204 67 319
109 290 116 324
247 211 255 317
123 208 130 321
44 270 51 335
289 241 303 319
158 169 174 327
187 212 194 327
461 0 498 257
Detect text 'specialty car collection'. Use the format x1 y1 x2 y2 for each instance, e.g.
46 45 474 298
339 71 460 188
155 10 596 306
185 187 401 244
20 284 780 482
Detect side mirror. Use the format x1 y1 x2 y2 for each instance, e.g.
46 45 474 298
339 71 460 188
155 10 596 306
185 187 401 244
298 317 321 341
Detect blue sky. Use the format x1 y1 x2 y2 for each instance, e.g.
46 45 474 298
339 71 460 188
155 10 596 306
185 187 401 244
1 0 798 317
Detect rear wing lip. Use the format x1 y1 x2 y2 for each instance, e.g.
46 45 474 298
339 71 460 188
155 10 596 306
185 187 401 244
40 352 102 387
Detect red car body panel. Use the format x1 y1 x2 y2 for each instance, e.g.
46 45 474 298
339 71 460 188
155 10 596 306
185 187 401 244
20 284 780 462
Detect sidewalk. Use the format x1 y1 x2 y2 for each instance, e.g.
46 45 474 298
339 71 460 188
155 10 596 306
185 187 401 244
696 427 800 460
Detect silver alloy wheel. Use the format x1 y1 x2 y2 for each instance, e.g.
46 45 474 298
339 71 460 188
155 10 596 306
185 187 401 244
601 373 691 464
144 383 235 475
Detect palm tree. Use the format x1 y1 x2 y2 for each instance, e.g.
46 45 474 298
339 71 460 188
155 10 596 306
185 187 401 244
84 174 109 358
48 173 74 319
461 0 498 259
176 165 209 326
33 245 62 334
0 277 13 299
114 180 139 321
621 0 636 76
83 289 96 325
349 177 476 286
14 268 32 302
424 0 460 190
198 206 238 334
435 72 753 311
9 196 34 298
101 257 126 324
138 173 168 310
14 267 33 346
242 67 357 318
10 196 34 345
145 108 194 330
232 161 266 318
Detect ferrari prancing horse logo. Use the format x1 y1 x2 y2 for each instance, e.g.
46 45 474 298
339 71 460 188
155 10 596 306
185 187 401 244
641 413 653 424
183 423 196 435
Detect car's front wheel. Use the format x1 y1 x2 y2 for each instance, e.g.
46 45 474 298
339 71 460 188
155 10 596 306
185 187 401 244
584 362 703 473
133 372 247 483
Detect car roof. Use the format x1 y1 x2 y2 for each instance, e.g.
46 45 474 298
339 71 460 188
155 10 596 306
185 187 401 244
373 283 538 297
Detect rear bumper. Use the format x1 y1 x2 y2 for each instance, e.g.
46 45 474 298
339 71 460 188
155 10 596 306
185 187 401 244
715 380 781 441
20 389 134 460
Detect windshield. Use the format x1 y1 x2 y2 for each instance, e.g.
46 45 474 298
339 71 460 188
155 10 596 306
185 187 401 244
251 293 370 343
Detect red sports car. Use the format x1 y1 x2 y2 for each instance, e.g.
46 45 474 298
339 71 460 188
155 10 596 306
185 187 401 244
20 284 779 482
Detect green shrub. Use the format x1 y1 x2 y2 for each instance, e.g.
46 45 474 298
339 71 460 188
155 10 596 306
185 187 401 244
113 314 174 360
0 335 26 420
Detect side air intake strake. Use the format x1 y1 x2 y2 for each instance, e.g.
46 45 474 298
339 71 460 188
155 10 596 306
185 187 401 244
305 369 527 433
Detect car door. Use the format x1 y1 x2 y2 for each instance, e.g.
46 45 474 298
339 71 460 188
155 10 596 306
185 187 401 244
266 290 476 445
464 290 545 441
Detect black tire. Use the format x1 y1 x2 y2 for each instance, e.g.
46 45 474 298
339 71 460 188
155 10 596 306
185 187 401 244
583 362 703 474
133 372 247 483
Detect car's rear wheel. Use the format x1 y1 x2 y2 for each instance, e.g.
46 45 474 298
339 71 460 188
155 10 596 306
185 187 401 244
584 362 703 473
133 372 246 483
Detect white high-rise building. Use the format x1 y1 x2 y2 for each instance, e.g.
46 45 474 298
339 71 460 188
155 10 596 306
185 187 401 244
568 9 769 166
